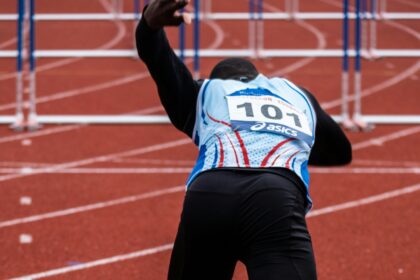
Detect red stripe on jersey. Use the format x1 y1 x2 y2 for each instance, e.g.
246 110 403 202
270 148 292 167
234 130 250 167
216 135 225 167
206 112 231 127
206 111 250 167
226 133 240 167
286 151 300 169
260 138 294 167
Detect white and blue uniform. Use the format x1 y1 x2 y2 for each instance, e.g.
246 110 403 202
187 74 317 209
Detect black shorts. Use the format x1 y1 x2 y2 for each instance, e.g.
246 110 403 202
168 169 317 280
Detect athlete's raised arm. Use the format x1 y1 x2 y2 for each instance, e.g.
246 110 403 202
136 0 200 137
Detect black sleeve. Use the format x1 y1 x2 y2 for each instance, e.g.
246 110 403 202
136 12 200 137
300 88 352 166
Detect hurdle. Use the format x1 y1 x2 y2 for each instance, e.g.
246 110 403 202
1 0 419 127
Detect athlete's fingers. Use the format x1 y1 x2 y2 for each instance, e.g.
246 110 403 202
182 13 192 25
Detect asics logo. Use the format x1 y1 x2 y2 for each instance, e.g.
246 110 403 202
250 122 266 131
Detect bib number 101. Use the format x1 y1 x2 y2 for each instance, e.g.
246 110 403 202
237 102 302 128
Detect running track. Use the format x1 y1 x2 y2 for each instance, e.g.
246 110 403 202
0 0 419 279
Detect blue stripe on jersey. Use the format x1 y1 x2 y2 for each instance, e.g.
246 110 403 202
187 144 207 187
300 160 310 186
291 157 297 170
211 143 218 168
200 80 212 126
282 80 315 132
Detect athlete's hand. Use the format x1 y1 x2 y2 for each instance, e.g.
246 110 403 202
143 0 191 30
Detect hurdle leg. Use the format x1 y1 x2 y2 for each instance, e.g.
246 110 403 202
341 0 357 131
11 0 25 131
369 0 378 59
28 0 40 131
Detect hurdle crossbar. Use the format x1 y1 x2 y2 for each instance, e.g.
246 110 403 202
1 12 420 21
0 51 18 58
33 49 420 58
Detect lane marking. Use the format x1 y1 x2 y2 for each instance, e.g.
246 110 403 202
0 167 192 174
0 105 163 144
19 234 33 244
307 183 420 217
112 158 196 166
8 182 420 279
19 197 32 206
0 138 191 183
0 167 419 175
352 126 420 150
310 167 420 174
9 244 174 280
352 159 420 167
0 186 184 229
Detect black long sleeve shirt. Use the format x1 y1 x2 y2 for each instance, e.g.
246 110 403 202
136 17 352 166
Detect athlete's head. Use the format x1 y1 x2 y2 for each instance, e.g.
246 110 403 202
210 58 259 82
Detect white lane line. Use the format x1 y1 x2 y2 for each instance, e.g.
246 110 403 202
0 167 419 175
8 182 420 280
0 167 192 174
8 244 174 280
112 158 196 166
322 61 420 110
352 126 420 150
0 105 163 144
0 186 184 229
310 167 420 174
352 159 420 167
308 183 420 217
0 125 417 181
0 138 191 183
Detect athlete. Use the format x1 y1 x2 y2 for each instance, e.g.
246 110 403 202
136 1 352 279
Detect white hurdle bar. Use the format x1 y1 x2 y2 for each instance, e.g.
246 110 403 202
1 12 420 21
0 116 18 124
32 49 420 58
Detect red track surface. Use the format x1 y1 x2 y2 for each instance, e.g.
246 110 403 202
0 0 419 279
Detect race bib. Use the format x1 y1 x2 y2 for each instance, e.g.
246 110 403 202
226 94 314 145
